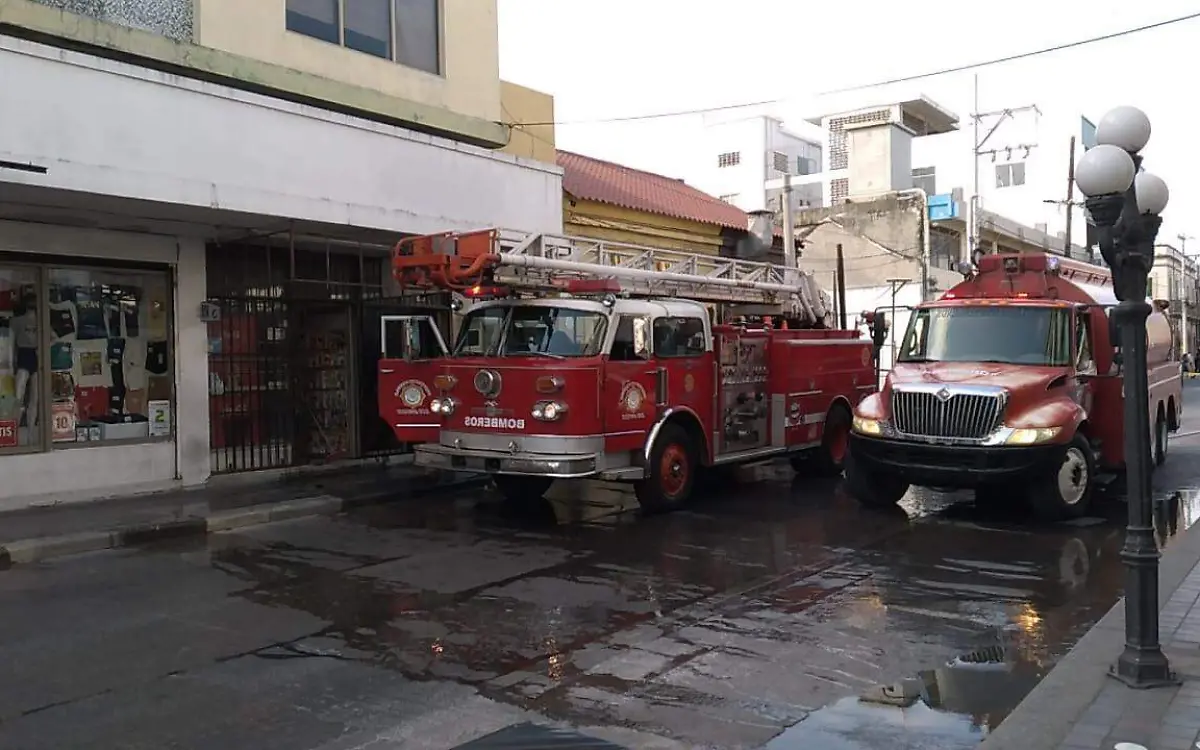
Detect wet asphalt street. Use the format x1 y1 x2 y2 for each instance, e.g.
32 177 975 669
5 393 1200 750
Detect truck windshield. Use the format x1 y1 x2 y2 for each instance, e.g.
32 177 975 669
452 305 608 358
897 305 1072 366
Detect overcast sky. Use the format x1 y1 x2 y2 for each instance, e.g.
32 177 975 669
497 0 1199 244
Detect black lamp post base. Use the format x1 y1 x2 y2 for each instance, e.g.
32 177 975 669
1109 651 1180 690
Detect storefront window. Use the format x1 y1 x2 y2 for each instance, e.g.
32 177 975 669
1 261 173 453
0 266 41 451
46 268 173 446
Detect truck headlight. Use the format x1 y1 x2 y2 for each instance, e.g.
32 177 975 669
852 415 883 435
430 397 457 416
1004 427 1061 445
532 400 567 421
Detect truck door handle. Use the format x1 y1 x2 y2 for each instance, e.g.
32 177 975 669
381 368 395 374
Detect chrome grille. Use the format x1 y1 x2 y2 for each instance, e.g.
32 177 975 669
892 389 1005 440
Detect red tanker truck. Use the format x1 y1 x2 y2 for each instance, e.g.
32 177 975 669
847 252 1182 521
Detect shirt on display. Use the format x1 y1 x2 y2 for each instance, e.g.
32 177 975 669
49 302 77 340
11 311 37 349
75 289 108 340
122 338 148 390
73 339 112 388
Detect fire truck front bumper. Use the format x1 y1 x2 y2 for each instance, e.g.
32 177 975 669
849 434 1065 488
413 443 599 479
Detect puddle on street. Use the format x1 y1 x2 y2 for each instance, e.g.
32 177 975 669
766 652 1044 750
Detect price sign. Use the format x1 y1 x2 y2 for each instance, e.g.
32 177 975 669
51 403 76 442
0 419 17 448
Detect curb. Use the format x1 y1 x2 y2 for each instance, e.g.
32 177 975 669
0 474 490 569
979 508 1200 750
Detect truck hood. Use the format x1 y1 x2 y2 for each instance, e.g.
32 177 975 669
888 362 1065 394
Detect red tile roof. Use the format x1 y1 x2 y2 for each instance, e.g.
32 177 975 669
557 150 748 230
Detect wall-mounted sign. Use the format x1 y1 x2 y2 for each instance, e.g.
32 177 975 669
0 419 16 448
199 301 221 323
927 193 961 222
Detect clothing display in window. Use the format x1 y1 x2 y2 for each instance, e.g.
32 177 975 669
49 302 76 339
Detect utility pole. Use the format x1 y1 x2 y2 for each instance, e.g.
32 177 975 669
836 244 848 330
969 77 1040 258
782 173 796 283
1065 135 1076 259
885 278 910 374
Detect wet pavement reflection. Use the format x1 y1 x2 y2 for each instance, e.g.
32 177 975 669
4 449 1200 749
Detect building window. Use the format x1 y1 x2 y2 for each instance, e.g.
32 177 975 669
0 262 174 454
286 0 441 74
772 151 790 174
912 166 936 195
995 162 1026 188
717 152 741 168
719 194 740 204
831 177 849 203
797 157 817 175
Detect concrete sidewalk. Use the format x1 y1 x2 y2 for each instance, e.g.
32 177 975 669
980 493 1200 750
0 460 486 568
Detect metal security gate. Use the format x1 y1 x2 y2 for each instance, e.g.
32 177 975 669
206 234 438 474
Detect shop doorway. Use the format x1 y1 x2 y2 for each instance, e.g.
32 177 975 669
296 304 355 462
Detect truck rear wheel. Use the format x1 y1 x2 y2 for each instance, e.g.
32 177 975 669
1028 434 1094 522
636 423 696 514
845 450 909 509
492 475 554 505
1155 411 1169 467
791 403 852 477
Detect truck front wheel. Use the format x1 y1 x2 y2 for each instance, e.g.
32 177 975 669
845 450 910 509
636 424 697 514
1028 434 1094 521
492 475 555 506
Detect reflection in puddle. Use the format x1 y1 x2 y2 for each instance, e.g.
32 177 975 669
767 651 1044 749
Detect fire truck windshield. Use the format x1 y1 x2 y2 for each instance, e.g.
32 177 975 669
452 305 608 358
896 305 1072 366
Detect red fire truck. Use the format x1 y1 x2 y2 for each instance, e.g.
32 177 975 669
377 229 875 511
847 253 1183 520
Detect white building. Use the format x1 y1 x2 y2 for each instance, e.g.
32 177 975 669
0 0 562 509
684 96 1096 259
689 114 826 214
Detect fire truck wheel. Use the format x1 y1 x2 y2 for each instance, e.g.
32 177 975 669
636 423 697 514
809 403 852 477
844 451 909 509
1155 411 1169 467
1028 434 1094 522
492 475 555 505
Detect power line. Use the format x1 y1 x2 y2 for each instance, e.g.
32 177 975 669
820 10 1200 94
511 98 779 128
508 11 1200 127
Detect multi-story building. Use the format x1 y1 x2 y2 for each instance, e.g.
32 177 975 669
0 0 562 508
1150 244 1200 356
689 114 826 215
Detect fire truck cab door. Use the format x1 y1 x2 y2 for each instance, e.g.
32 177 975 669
378 315 448 444
603 314 659 454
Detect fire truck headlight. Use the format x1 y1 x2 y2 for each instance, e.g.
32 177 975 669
1004 427 1061 445
852 416 882 436
533 400 567 421
431 398 457 416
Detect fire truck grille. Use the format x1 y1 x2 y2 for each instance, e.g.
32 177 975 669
891 390 1005 440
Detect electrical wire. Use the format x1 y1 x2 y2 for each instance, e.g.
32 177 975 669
506 11 1200 126
820 10 1200 94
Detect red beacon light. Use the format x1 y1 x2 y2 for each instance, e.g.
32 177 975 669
563 278 622 294
464 284 508 298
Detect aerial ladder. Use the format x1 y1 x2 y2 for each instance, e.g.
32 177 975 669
392 228 834 327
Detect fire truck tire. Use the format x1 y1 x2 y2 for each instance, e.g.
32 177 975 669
492 475 555 505
844 451 909 509
636 423 697 514
1155 410 1168 467
1028 434 1094 522
807 403 852 477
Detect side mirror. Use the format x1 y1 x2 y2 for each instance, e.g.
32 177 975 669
870 314 889 348
632 317 651 359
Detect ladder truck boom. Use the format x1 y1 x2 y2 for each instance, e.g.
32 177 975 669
392 228 832 324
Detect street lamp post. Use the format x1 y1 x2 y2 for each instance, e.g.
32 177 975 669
1074 105 1176 688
